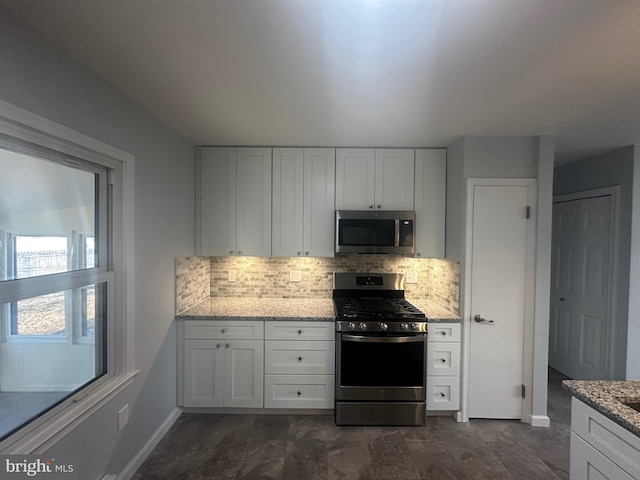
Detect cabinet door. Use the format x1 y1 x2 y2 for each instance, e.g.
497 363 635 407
303 148 336 257
236 147 272 256
426 376 460 411
264 340 335 375
570 433 634 480
183 339 225 407
197 147 237 256
415 149 446 257
272 148 304 256
426 342 461 376
375 149 415 210
335 148 375 210
224 339 264 408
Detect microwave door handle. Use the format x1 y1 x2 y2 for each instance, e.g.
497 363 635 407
395 218 400 247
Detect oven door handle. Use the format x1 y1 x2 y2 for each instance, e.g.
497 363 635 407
341 334 425 343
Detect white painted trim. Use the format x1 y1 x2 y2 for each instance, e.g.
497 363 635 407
552 186 621 379
528 414 551 427
3 371 138 454
462 178 537 423
116 407 181 480
0 99 137 453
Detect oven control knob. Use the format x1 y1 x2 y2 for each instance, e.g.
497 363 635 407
347 322 356 330
359 322 367 330
411 323 419 331
379 322 388 331
400 323 408 331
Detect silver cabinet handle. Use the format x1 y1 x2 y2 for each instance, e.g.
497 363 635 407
225 343 230 349
216 343 221 349
297 391 302 396
297 356 303 362
221 328 226 334
368 204 374 209
440 358 446 363
377 204 381 209
474 314 495 324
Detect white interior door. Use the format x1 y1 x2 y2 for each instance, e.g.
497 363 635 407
549 193 613 380
467 179 536 419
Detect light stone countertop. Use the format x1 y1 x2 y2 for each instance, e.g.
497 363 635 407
176 297 460 323
563 380 640 437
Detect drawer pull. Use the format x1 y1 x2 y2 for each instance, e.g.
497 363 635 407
298 356 303 362
297 391 302 396
440 358 447 363
221 328 226 334
440 331 447 336
216 343 222 349
297 329 302 335
439 392 446 397
225 343 230 349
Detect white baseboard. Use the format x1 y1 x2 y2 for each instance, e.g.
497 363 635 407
114 407 181 480
529 414 551 427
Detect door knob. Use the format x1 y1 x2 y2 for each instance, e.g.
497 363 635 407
474 314 494 324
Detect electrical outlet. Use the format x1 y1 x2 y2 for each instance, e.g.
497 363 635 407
289 270 301 282
406 271 418 284
118 404 129 432
228 270 236 282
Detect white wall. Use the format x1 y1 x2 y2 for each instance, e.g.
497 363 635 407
554 146 635 379
0 9 194 479
446 135 553 425
627 146 640 379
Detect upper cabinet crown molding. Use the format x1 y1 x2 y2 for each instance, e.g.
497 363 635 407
335 148 415 211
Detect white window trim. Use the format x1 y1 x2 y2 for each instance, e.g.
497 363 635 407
0 98 137 454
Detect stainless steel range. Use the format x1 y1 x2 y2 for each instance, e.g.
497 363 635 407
333 272 427 426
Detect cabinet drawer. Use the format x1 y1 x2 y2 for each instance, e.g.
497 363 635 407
426 376 460 411
570 432 634 480
264 375 334 409
426 342 461 376
571 398 640 478
428 323 461 342
184 320 264 340
265 341 335 375
265 321 335 341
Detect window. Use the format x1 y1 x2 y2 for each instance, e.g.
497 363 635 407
0 99 135 453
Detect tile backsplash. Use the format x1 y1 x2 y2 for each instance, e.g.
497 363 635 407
177 255 460 315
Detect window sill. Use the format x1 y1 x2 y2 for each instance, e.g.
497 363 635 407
0 369 139 454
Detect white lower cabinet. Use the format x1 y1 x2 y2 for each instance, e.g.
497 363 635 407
264 321 335 409
182 320 264 408
426 323 461 412
570 398 640 480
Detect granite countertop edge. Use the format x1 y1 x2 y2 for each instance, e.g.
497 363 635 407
563 379 640 437
176 297 461 323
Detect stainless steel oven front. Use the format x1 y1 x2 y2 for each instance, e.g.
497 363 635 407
335 331 427 426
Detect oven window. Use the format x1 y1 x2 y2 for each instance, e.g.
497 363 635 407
340 335 425 387
339 219 395 246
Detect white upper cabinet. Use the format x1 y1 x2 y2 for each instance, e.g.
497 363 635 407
272 148 335 257
336 148 414 210
414 149 446 258
197 147 272 256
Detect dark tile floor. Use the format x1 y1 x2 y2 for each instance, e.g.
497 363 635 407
133 369 571 480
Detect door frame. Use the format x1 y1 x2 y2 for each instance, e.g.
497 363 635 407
551 186 620 379
461 178 537 422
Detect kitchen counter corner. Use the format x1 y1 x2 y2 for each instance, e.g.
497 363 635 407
563 379 640 437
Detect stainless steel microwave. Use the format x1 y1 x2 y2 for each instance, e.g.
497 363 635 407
335 210 415 255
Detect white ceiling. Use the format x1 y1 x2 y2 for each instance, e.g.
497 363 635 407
2 0 640 164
